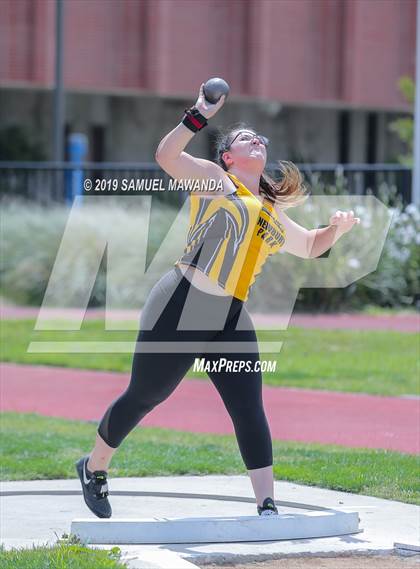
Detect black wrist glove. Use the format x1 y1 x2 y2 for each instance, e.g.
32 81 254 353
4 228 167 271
182 106 208 133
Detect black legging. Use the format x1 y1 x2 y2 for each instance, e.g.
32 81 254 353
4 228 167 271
97 266 273 470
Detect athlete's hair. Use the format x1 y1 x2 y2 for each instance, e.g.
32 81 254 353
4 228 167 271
215 122 309 210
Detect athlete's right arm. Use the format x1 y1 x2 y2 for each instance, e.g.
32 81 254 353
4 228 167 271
155 122 223 182
155 84 232 196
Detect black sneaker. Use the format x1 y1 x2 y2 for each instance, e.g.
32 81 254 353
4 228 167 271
75 455 112 518
257 497 278 516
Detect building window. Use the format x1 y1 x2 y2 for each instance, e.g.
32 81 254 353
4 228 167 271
338 111 350 164
91 125 105 162
366 113 377 164
91 125 105 181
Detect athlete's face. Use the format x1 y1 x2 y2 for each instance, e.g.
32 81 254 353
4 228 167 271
222 130 269 172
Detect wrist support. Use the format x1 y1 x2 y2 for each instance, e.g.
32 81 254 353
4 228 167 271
182 106 208 133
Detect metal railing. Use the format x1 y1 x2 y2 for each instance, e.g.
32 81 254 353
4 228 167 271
0 162 413 206
290 163 412 205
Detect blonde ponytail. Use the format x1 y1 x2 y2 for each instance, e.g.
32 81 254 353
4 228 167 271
260 161 309 210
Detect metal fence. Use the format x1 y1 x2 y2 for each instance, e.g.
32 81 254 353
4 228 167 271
0 162 413 207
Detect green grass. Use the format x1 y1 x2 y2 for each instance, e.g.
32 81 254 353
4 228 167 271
360 304 419 316
1 319 418 396
0 541 127 569
1 412 419 505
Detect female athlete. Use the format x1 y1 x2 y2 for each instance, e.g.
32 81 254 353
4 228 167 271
76 83 360 518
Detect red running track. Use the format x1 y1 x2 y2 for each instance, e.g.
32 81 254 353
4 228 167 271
1 363 419 455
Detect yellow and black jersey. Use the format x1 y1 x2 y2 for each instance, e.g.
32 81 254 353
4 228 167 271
174 172 286 301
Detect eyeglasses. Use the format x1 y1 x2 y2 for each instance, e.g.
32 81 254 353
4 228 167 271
226 130 270 148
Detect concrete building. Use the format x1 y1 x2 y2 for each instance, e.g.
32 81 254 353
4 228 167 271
0 0 417 164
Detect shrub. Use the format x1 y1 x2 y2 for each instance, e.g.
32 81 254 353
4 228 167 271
0 196 184 307
1 181 418 312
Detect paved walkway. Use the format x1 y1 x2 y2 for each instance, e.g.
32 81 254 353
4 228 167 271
1 363 418 454
1 475 419 563
1 304 419 332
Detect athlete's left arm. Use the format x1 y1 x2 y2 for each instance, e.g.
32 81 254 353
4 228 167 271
275 207 360 259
